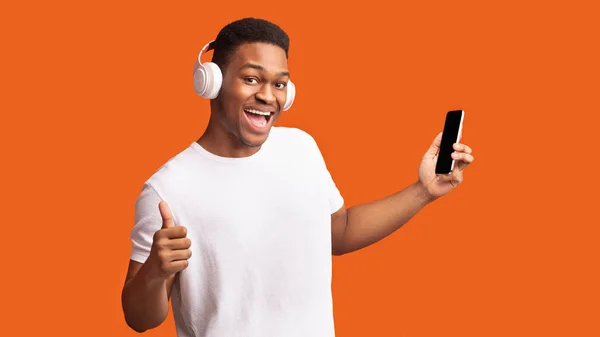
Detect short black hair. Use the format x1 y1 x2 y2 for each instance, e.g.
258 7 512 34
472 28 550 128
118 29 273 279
210 17 290 71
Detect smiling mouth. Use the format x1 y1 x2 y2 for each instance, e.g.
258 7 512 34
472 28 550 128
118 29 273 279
244 108 274 127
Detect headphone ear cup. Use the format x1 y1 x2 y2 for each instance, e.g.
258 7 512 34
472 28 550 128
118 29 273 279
193 63 208 97
193 62 222 99
203 62 222 99
283 80 295 111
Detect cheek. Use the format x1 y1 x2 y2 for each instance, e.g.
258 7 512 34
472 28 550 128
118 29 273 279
276 91 287 109
220 82 243 110
225 81 256 106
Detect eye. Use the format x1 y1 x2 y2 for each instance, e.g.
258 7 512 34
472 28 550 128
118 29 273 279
275 82 287 89
244 77 258 84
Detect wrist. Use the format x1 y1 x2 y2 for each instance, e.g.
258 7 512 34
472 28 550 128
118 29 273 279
139 260 168 289
414 180 436 205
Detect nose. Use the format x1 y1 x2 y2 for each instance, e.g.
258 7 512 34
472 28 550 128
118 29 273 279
255 84 276 105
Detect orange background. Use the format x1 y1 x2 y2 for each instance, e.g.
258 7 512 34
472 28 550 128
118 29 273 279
2 0 599 336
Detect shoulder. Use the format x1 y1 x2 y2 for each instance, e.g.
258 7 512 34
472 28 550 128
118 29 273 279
141 143 202 196
268 126 329 168
269 126 319 149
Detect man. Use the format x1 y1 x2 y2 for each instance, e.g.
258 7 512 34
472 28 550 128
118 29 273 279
121 17 474 337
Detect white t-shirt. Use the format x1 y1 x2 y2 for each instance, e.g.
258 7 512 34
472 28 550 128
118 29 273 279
129 126 344 337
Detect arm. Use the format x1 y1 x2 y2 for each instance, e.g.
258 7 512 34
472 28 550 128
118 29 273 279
121 260 176 332
331 181 433 256
122 201 191 333
331 133 474 256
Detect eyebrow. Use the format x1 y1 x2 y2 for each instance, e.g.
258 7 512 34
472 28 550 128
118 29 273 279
239 63 290 77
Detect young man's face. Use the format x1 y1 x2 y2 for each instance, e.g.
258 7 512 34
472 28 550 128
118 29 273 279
215 42 290 148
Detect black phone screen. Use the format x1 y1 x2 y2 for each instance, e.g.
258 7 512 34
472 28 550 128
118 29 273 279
435 110 463 174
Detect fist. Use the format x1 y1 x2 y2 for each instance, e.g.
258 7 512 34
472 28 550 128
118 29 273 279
147 201 192 280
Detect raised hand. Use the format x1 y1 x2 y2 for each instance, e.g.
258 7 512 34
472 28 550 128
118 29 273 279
418 132 474 200
146 201 192 280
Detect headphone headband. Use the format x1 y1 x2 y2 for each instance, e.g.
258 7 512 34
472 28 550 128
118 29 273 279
198 40 215 64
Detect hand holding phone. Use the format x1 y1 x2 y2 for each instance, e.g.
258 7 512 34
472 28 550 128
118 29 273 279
435 110 464 175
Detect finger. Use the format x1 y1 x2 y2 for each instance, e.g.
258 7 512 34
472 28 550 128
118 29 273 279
426 132 443 156
166 237 192 250
453 142 473 154
169 249 192 261
436 173 454 182
452 152 474 170
163 225 188 239
159 201 174 229
450 171 463 186
435 167 463 185
163 260 189 275
438 170 463 186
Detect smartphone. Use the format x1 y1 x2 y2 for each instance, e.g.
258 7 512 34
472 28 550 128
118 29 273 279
435 110 465 175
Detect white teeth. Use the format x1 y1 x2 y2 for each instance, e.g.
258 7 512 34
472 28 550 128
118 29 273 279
245 109 271 116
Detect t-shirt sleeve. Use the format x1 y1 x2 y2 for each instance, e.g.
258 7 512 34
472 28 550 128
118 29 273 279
129 182 163 263
305 132 345 215
323 161 345 214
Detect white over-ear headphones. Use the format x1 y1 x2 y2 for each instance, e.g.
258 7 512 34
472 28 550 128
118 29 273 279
193 40 296 111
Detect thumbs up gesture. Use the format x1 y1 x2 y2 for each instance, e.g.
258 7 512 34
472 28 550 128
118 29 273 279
146 201 192 280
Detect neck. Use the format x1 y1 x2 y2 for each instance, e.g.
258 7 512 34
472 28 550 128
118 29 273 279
197 114 261 159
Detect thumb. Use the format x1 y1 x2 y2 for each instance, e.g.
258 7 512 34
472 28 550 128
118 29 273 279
159 201 174 229
425 132 443 156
